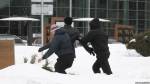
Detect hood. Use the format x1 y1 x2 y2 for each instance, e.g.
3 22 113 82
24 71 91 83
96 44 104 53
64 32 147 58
90 18 101 30
64 17 73 25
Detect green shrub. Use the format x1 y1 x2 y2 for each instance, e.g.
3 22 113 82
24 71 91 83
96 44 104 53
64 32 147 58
30 54 37 64
126 31 150 57
126 39 136 49
24 57 28 63
23 55 53 72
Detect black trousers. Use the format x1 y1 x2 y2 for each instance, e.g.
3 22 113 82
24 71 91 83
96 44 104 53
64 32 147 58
92 52 112 75
54 55 74 74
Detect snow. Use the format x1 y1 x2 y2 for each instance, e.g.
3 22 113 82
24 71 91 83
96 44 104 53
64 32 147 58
129 39 136 43
1 43 150 84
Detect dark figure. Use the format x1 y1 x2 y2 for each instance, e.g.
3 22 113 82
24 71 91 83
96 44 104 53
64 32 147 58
81 18 112 75
62 17 81 57
38 27 75 74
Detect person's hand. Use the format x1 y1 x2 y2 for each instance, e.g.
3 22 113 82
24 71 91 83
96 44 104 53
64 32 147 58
38 48 42 52
90 51 95 56
87 47 95 56
38 58 43 63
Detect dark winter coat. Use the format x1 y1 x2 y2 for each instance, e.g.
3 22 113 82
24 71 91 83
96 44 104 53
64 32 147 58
63 25 80 44
80 18 112 75
81 18 110 58
39 28 75 59
81 29 110 55
63 25 81 57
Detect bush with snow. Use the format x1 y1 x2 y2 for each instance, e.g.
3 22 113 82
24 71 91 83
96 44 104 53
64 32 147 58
23 54 54 72
42 59 54 72
126 31 150 57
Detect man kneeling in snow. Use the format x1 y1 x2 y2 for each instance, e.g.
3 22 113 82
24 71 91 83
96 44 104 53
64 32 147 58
38 25 75 74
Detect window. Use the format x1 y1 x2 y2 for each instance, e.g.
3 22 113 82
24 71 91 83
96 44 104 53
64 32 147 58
0 27 8 33
10 7 31 16
10 0 31 7
108 1 118 9
129 11 137 19
97 0 107 8
129 20 136 26
96 9 106 18
90 0 96 8
72 8 87 17
90 9 96 17
138 0 145 2
129 1 136 10
138 2 145 10
55 8 69 16
138 20 145 32
138 11 145 19
108 9 118 19
119 1 124 9
54 0 69 7
118 10 124 19
0 7 9 16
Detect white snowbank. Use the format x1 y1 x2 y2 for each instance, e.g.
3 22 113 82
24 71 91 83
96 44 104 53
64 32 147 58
0 43 150 84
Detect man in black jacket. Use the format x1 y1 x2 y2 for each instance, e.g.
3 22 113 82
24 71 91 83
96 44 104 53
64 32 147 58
81 18 112 75
38 27 75 74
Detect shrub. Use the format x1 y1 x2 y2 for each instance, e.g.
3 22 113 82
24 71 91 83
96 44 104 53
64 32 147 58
30 54 37 64
42 59 53 72
24 57 28 63
23 54 37 64
126 39 136 49
23 54 53 72
126 31 150 57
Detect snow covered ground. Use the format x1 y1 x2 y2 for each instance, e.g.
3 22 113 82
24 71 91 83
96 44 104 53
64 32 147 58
0 43 150 84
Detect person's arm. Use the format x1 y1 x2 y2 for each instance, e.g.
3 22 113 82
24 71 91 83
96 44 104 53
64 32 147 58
38 42 51 52
41 36 59 60
69 29 81 43
80 31 95 56
80 31 92 47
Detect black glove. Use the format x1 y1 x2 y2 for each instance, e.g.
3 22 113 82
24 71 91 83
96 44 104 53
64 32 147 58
87 47 95 56
90 51 95 56
38 48 42 52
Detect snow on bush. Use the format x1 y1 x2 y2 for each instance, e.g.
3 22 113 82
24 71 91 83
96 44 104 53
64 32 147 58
126 31 150 57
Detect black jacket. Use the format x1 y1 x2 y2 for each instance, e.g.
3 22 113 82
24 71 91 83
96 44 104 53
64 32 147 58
39 28 74 59
81 29 110 55
62 25 81 57
63 25 80 44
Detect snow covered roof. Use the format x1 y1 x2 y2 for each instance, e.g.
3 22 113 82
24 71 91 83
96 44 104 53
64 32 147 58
0 17 39 21
73 18 111 22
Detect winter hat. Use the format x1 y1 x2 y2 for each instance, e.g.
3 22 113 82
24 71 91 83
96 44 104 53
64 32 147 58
64 17 73 25
90 18 101 30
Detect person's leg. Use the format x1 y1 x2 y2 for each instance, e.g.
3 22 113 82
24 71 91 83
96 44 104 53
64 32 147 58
54 58 66 74
100 52 112 75
101 59 112 75
55 55 74 74
97 51 112 75
92 59 101 73
61 55 74 74
64 56 74 69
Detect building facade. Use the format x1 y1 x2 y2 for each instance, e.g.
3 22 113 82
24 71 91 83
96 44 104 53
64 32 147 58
0 0 150 38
